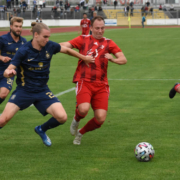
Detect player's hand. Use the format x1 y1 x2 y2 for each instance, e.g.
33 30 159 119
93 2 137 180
84 55 95 67
1 56 11 63
6 69 16 78
105 53 114 62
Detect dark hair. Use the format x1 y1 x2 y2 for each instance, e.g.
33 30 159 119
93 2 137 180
83 13 87 16
91 16 105 27
30 22 50 35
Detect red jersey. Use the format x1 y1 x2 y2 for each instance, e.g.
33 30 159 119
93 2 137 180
80 19 91 35
69 35 121 84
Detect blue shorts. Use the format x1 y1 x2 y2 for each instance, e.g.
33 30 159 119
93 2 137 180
8 87 60 116
0 76 14 91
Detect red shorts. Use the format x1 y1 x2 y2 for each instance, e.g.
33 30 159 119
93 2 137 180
82 29 89 35
75 80 110 111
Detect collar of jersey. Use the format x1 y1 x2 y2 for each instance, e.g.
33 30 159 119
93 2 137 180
29 39 41 53
7 32 23 43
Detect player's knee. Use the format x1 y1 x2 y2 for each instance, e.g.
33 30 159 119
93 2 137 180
55 113 67 123
0 116 10 127
95 115 106 124
0 91 9 99
78 106 89 116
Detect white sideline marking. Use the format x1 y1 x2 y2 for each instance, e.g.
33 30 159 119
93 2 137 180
109 79 180 81
30 87 75 107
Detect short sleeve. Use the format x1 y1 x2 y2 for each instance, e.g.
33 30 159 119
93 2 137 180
10 50 24 67
108 40 122 55
51 41 61 54
0 37 4 50
69 36 83 49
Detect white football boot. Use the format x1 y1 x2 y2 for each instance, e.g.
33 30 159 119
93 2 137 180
73 130 83 145
70 117 79 136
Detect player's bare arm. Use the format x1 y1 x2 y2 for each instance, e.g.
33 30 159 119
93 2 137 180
59 42 73 49
60 45 95 64
0 55 11 63
4 64 17 78
105 52 127 65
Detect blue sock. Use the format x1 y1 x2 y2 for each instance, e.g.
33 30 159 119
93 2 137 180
0 98 5 104
41 117 63 132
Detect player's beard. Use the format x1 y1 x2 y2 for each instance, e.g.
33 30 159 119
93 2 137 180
11 29 21 37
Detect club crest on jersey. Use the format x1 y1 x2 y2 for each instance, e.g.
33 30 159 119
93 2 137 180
38 62 43 67
22 42 24 45
46 51 50 59
16 48 18 51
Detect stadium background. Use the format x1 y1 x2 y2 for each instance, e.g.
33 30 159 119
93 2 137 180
0 0 180 180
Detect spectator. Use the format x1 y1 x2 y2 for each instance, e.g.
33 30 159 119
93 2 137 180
162 4 167 11
130 5 134 16
159 4 162 10
130 1 134 7
13 8 17 16
127 5 129 15
142 15 146 28
33 6 37 17
23 5 26 17
114 0 117 10
7 0 11 9
17 7 21 17
124 6 127 16
141 5 145 16
56 0 60 7
40 18 42 22
60 0 63 6
33 0 37 8
80 0 85 7
0 7 5 20
169 4 174 11
11 0 14 8
36 17 38 22
98 6 102 11
16 0 18 6
149 6 153 15
75 4 80 12
146 0 150 7
37 6 41 18
9 14 13 23
103 0 107 5
144 5 148 16
64 2 70 11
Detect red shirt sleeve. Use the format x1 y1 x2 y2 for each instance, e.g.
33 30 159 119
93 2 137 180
108 40 122 55
69 36 83 49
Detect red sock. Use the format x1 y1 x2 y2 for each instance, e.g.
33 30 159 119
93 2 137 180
79 117 102 135
175 84 180 92
74 108 86 122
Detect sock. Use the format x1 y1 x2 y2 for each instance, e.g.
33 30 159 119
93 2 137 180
41 117 63 132
175 84 180 92
0 98 5 104
74 108 87 122
79 117 102 135
0 127 2 129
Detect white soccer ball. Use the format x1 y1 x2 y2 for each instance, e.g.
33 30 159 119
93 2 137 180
134 142 155 162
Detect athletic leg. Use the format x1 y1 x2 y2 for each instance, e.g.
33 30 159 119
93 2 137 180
169 83 180 99
0 102 20 128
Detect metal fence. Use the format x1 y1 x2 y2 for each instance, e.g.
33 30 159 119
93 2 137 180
0 9 101 20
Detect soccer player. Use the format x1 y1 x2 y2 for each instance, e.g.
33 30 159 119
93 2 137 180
60 16 127 145
0 22 94 147
80 13 91 35
0 17 27 105
169 83 180 98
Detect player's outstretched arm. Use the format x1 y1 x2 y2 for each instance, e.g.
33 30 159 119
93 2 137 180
0 55 11 63
60 45 95 64
105 52 127 65
59 42 73 49
4 64 17 78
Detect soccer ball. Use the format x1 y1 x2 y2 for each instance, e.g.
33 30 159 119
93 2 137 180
134 142 155 162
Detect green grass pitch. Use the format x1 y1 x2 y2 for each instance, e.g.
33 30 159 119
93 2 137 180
0 27 180 180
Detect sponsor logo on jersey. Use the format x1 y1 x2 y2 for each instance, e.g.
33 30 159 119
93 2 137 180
8 42 13 45
27 58 34 61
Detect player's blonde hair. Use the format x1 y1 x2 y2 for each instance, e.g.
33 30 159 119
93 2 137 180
30 22 50 36
10 17 24 25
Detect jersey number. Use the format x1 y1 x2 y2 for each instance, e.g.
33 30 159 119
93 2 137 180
46 92 55 99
